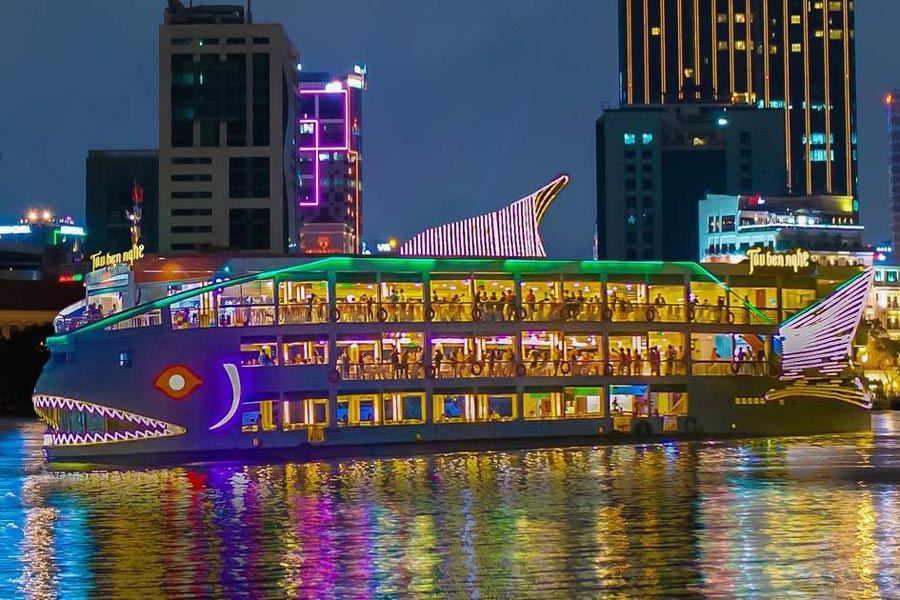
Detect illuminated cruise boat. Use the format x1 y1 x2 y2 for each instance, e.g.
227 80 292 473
32 178 875 461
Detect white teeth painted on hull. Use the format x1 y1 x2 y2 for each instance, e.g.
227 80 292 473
31 394 186 447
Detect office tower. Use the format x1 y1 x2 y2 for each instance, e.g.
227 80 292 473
618 0 858 199
296 69 365 254
158 1 300 253
86 150 159 254
596 103 786 260
888 92 900 253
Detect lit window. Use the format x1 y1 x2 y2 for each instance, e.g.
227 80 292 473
684 68 694 78
118 351 132 368
830 30 843 40
624 133 636 145
769 44 778 54
641 133 653 144
718 41 729 50
829 1 842 10
651 26 660 36
692 137 707 146
735 13 746 23
791 15 801 24
735 40 747 50
814 30 824 38
717 13 727 23
791 43 802 53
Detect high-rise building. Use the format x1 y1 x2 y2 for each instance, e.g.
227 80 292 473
295 69 365 254
619 0 858 199
888 91 900 253
596 103 786 261
86 150 159 254
158 1 300 253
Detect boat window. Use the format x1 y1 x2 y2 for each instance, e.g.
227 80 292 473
381 392 425 424
430 276 474 322
379 280 425 321
241 397 279 432
473 335 516 377
334 278 377 323
610 384 649 416
336 393 379 426
558 280 603 321
650 390 688 416
607 278 650 322
218 280 275 327
170 289 216 329
282 335 327 366
278 280 328 324
240 336 278 367
433 392 517 422
521 331 564 376
433 393 477 423
524 391 563 419
688 281 730 324
430 335 474 378
564 386 605 417
520 277 561 321
691 333 764 375
337 333 424 380
647 281 687 322
472 277 516 322
728 281 779 324
282 395 328 429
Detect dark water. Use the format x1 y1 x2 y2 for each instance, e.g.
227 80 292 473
3 417 900 599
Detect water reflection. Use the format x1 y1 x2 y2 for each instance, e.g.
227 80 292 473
4 416 900 598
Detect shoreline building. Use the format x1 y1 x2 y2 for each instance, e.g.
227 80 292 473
158 1 300 253
618 0 858 200
86 150 159 255
296 69 366 255
0 211 86 281
596 103 786 261
697 192 866 266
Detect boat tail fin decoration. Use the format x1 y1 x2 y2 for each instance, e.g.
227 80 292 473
778 268 874 380
399 174 569 258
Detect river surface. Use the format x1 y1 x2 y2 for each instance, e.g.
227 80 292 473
3 415 900 598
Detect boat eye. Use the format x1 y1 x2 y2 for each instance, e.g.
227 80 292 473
154 365 203 400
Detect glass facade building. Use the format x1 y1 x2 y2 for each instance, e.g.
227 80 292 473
618 0 858 200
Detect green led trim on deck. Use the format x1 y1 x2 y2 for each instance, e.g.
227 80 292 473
47 257 777 346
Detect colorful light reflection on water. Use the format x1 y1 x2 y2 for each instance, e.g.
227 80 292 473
3 416 900 598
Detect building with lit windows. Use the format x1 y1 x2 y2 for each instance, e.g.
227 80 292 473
596 103 786 261
86 149 158 255
296 68 365 255
0 211 86 281
887 91 900 253
158 1 300 253
619 0 858 200
698 192 866 265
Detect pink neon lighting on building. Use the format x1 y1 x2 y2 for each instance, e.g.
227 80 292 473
297 89 350 150
778 267 874 380
399 175 570 258
298 119 320 207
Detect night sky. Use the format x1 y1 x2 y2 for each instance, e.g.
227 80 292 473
1 1 897 258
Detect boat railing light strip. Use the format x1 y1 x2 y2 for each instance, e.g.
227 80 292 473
48 257 771 345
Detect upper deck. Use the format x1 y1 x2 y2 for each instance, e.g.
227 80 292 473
51 256 835 344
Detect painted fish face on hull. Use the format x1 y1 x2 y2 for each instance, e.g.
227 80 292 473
31 361 241 450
